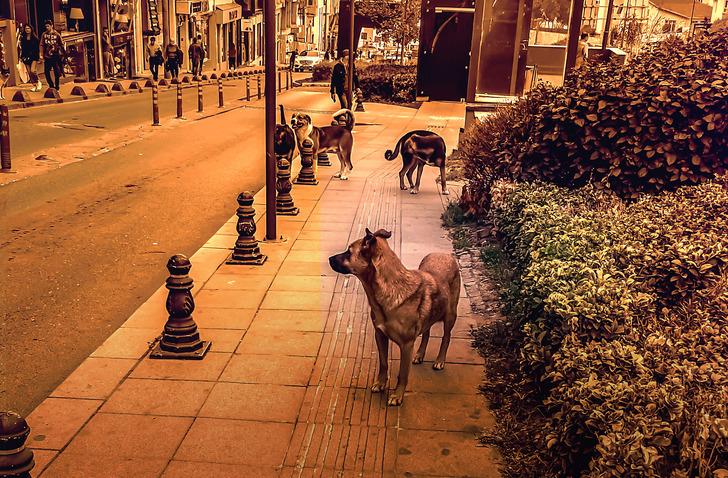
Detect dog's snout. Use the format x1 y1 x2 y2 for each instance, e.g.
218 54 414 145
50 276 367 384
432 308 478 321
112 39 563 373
329 254 350 275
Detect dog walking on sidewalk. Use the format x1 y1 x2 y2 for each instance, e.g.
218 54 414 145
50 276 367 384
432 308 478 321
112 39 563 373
290 109 354 180
385 130 449 195
329 228 461 406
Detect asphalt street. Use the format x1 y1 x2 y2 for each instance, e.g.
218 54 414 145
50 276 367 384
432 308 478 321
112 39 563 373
0 85 341 415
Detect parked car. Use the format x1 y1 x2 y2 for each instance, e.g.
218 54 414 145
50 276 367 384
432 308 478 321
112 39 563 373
294 52 323 71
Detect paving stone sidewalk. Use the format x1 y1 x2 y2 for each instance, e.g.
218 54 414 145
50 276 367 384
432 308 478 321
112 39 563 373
23 100 501 477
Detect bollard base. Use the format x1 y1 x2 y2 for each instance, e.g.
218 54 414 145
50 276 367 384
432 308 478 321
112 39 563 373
150 340 211 360
294 176 319 186
1 169 17 174
226 253 268 266
276 206 300 216
317 153 332 167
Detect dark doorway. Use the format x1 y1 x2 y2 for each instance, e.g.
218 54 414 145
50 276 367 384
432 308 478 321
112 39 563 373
418 9 474 101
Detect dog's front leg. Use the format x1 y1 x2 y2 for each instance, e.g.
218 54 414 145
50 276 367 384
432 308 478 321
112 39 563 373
372 328 389 393
388 340 414 406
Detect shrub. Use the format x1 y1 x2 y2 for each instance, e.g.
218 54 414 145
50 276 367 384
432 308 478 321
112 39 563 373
310 62 417 104
459 29 728 210
487 179 728 477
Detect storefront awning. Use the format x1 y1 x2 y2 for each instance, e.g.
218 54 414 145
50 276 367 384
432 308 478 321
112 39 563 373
215 3 242 24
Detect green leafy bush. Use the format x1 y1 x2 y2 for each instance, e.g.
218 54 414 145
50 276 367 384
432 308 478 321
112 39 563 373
488 179 728 477
310 62 417 104
459 29 728 212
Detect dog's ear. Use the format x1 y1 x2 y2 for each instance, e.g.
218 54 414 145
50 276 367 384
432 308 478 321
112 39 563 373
373 229 392 239
364 228 376 248
304 114 312 124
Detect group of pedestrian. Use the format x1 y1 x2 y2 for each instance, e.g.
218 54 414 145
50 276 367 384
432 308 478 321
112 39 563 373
145 35 206 81
18 20 64 92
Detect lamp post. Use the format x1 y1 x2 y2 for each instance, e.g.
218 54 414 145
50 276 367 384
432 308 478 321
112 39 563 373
264 0 277 241
347 0 355 108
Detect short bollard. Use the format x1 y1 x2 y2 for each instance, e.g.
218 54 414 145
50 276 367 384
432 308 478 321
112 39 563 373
276 155 299 216
217 77 224 107
176 81 183 118
227 192 267 265
0 106 13 173
294 138 319 185
0 411 35 477
245 75 251 101
149 254 211 360
317 152 332 167
257 75 262 100
355 87 366 112
286 68 291 90
197 81 203 113
277 70 282 93
151 82 160 126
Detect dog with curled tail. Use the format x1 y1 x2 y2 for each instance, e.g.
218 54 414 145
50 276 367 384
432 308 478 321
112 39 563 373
329 228 461 406
385 130 448 195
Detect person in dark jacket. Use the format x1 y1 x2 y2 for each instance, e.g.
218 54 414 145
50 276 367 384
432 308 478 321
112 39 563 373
39 20 64 90
19 24 42 91
188 37 204 77
165 41 182 79
330 49 358 109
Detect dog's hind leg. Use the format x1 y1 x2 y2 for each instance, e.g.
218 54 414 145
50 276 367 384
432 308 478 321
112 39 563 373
405 160 416 190
412 327 431 364
410 162 425 195
389 340 414 406
372 328 389 393
334 151 347 180
398 161 409 190
434 279 460 370
439 164 449 195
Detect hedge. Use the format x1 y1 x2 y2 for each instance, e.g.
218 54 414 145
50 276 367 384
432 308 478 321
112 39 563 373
311 61 417 104
486 179 727 477
458 29 728 215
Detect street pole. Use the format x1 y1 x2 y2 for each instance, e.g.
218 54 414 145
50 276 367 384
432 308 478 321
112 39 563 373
264 0 277 241
689 0 697 37
602 0 615 51
347 0 355 108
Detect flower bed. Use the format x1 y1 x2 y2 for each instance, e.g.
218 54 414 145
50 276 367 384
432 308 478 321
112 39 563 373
484 179 727 477
311 62 417 104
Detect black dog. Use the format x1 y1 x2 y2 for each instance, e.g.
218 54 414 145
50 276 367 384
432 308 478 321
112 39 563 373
275 105 297 161
385 130 448 195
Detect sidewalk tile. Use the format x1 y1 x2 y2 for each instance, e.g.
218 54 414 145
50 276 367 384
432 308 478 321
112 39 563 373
130 352 231 381
198 382 305 422
196 328 244 353
215 263 283 276
236 330 323 357
249 310 329 332
270 275 338 292
260 290 335 311
100 379 213 416
174 418 293 466
194 289 267 309
394 429 500 477
62 413 193 459
408 364 483 395
202 273 276 290
41 455 168 478
27 398 102 450
290 239 346 253
398 392 495 433
51 357 136 400
90 327 158 359
30 449 57 477
194 308 256 330
161 462 282 478
284 250 339 263
220 354 314 385
278 261 338 277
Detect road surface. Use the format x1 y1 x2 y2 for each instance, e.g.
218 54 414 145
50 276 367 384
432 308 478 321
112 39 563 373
0 85 342 415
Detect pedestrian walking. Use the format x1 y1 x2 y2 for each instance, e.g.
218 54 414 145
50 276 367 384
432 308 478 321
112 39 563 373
102 27 114 78
19 24 42 91
575 32 589 69
229 42 237 70
188 37 204 77
39 20 64 91
289 50 297 71
165 41 182 79
330 50 357 109
196 34 206 75
146 36 163 80
324 50 330 61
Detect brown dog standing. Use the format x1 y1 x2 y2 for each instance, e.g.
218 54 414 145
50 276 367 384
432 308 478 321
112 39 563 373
329 228 461 406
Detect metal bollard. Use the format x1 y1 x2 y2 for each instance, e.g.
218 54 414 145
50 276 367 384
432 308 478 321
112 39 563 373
278 70 282 93
245 75 251 101
176 81 183 118
317 152 332 167
152 82 160 126
276 154 299 216
294 138 319 185
257 75 262 100
286 68 291 90
355 87 366 112
197 80 203 113
0 411 35 477
227 191 267 265
217 76 224 108
0 106 13 173
149 255 211 360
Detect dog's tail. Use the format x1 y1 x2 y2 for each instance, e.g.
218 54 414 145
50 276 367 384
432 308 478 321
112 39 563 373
279 104 286 125
332 108 355 131
385 133 409 161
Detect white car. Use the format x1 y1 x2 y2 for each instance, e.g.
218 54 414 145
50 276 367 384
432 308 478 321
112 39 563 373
293 53 323 71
